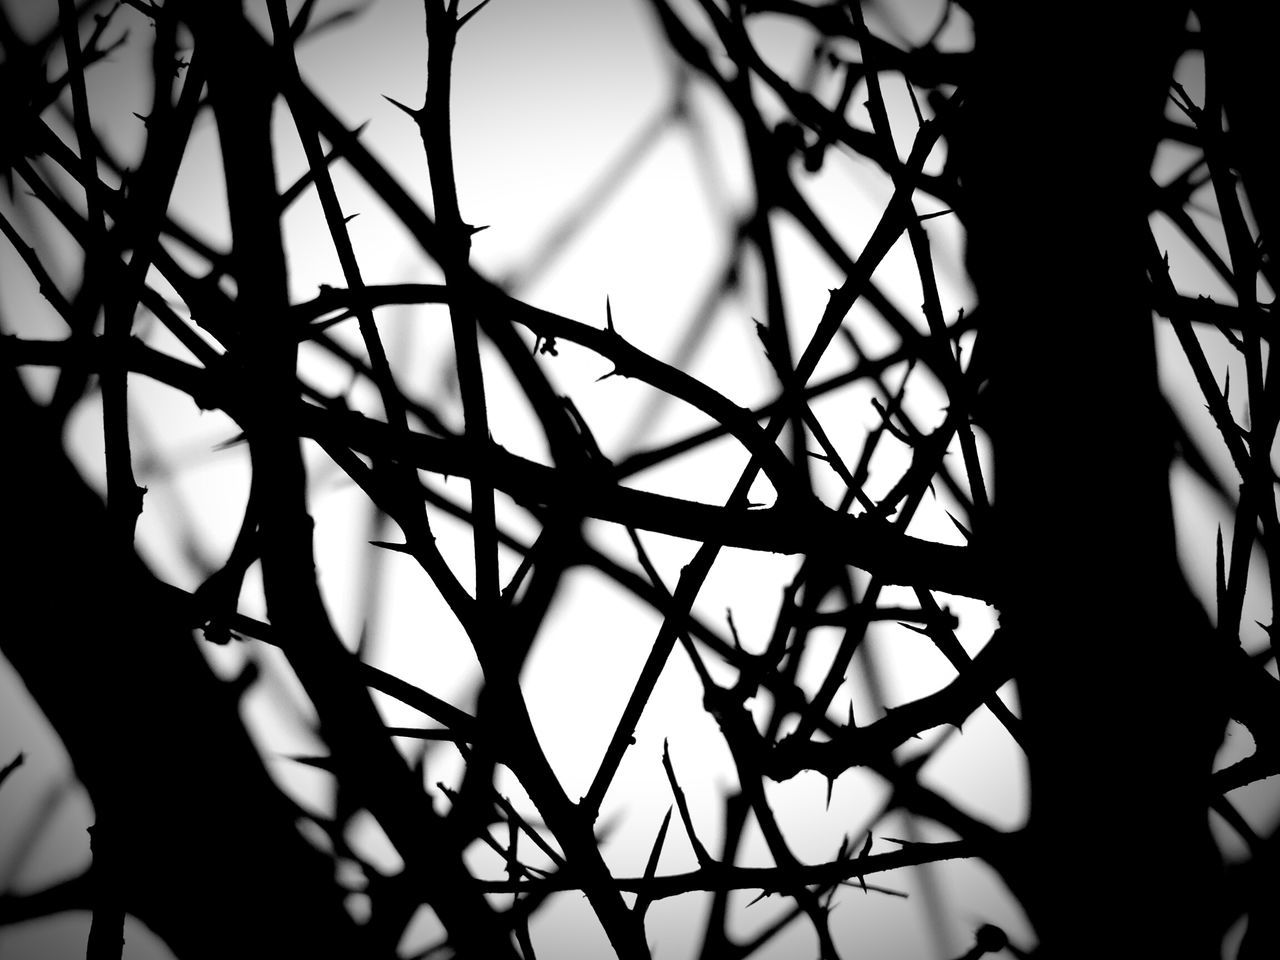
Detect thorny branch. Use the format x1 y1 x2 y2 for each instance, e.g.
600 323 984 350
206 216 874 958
0 1 1277 958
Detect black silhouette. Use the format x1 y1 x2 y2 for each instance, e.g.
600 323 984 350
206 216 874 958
0 1 1276 958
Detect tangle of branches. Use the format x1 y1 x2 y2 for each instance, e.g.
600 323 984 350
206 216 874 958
0 1 1277 958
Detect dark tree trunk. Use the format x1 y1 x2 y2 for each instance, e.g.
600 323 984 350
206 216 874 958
960 6 1227 956
0 362 366 957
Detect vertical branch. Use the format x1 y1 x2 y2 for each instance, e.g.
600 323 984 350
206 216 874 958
717 3 813 491
182 5 519 957
386 11 654 953
1199 1 1280 666
412 0 498 606
265 0 410 444
56 5 126 957
267 0 447 604
56 0 143 552
847 0 987 523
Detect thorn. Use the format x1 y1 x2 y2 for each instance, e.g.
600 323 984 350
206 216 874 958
0 752 25 790
945 510 972 542
835 834 851 862
595 368 619 382
132 112 150 126
638 806 673 917
858 832 873 859
382 94 423 121
725 609 741 649
464 222 489 236
370 540 414 555
287 754 336 771
824 775 835 810
605 295 616 334
745 889 772 907
343 213 359 224
212 432 247 451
